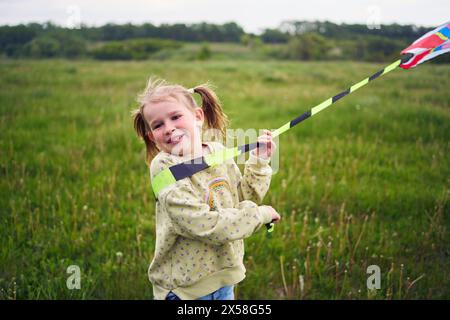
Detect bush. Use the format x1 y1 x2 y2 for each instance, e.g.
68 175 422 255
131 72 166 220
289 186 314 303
57 34 86 58
196 44 211 60
23 36 61 58
90 42 133 60
90 38 182 60
285 33 332 60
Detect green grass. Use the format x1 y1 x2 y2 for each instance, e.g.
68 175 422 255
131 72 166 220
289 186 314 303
0 59 448 299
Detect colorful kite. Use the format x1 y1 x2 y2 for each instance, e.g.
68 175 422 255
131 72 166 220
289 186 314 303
150 21 450 232
400 21 450 69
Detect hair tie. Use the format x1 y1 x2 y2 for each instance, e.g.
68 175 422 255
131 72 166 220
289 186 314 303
187 88 195 94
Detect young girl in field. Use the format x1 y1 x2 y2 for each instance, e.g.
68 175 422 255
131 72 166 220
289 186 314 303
132 78 280 300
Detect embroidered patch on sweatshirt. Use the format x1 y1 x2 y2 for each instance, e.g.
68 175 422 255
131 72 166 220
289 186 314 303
205 177 232 210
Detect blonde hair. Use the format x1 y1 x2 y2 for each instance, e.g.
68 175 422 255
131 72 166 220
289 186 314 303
132 77 229 164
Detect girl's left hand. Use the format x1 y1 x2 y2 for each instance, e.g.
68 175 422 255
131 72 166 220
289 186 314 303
254 129 276 160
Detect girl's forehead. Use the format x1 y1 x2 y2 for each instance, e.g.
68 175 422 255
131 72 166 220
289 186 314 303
143 98 189 120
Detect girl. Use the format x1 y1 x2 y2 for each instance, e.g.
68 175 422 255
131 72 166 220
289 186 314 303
132 78 281 300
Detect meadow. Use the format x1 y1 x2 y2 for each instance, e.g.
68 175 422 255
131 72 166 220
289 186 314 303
0 58 448 299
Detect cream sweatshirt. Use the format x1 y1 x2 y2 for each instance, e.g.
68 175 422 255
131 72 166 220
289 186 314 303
148 141 273 300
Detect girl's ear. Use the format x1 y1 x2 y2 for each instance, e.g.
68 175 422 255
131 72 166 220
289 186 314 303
195 107 205 127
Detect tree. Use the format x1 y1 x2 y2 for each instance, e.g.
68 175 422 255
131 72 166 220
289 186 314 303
261 28 289 44
286 33 331 60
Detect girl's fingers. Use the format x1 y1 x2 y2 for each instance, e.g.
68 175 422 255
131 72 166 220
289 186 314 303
258 135 272 142
256 138 275 157
257 137 275 149
257 131 275 154
259 138 275 147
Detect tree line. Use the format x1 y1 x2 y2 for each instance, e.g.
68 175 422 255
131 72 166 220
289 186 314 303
0 21 448 63
0 22 244 58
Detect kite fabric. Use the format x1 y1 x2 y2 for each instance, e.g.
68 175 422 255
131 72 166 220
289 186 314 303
400 21 450 69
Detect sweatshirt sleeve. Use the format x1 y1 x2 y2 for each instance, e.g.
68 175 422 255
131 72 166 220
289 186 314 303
233 150 273 204
160 178 273 246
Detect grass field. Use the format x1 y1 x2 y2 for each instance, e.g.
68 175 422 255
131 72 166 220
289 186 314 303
0 58 448 299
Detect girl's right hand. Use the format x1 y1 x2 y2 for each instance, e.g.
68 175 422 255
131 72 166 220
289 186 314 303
261 205 281 223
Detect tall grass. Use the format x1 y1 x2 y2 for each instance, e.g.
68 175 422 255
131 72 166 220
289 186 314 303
0 59 448 299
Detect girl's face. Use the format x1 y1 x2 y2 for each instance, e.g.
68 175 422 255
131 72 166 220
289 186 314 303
143 97 204 156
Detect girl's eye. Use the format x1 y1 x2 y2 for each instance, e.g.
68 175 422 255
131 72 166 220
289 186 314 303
153 123 162 129
172 115 181 121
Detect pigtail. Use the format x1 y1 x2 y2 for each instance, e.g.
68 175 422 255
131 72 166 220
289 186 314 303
193 84 229 141
132 107 158 164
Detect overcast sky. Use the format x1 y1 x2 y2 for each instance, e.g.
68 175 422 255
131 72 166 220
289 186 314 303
1 0 449 33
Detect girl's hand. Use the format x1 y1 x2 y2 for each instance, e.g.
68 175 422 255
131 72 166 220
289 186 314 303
261 205 281 223
254 129 276 160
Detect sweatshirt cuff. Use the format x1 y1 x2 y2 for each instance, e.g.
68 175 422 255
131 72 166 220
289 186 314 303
257 206 274 224
249 149 271 167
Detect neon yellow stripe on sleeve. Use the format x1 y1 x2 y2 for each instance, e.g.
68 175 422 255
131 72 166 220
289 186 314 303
152 168 176 197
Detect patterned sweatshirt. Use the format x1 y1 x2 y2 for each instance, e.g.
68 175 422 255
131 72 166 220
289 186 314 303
148 141 273 300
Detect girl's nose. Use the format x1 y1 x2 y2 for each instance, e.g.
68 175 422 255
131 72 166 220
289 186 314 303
164 123 175 136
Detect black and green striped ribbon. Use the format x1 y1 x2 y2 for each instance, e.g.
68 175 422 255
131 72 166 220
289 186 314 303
151 58 406 232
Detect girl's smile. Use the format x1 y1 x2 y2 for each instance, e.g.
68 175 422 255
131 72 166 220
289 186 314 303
168 132 184 145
